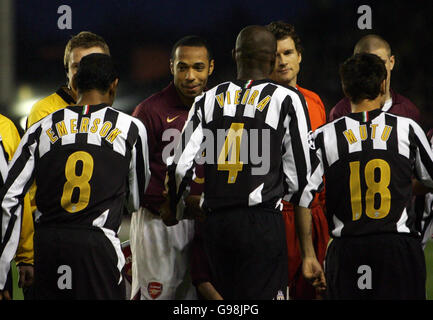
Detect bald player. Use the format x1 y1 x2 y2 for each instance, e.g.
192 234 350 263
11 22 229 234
329 34 420 123
163 25 326 299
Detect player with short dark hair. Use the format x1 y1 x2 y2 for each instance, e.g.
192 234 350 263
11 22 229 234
170 35 213 61
163 25 326 299
329 34 420 123
130 35 214 300
307 53 433 299
266 20 328 300
28 31 110 128
0 53 150 299
21 32 111 299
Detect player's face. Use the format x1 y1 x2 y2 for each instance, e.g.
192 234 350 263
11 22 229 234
170 46 214 101
367 47 395 94
270 37 302 87
67 46 106 91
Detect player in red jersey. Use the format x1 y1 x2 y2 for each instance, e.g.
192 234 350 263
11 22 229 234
266 21 328 300
130 36 214 300
329 34 420 123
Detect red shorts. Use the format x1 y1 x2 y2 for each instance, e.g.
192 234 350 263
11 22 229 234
283 198 329 300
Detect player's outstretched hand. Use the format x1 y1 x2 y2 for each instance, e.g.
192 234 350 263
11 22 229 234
302 257 327 293
0 290 11 300
18 264 34 288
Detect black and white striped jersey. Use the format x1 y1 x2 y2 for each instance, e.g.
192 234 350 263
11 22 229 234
420 132 433 248
0 103 150 282
307 108 433 237
167 79 314 218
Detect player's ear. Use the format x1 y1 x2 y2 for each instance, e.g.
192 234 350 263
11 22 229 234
232 48 236 62
298 52 302 64
170 59 174 75
208 59 215 76
389 55 395 71
110 78 119 95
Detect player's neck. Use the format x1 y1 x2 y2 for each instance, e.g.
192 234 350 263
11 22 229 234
385 89 391 101
350 96 383 113
76 91 112 106
288 76 297 88
175 89 195 108
237 68 269 81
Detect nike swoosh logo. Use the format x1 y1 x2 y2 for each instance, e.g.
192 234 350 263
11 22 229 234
166 115 180 123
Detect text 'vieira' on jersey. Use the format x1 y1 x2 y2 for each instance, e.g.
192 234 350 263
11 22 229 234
167 78 315 218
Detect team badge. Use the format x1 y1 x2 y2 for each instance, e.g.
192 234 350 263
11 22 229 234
307 130 316 150
147 281 163 299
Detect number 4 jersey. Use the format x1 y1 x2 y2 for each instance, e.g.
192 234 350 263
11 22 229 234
308 108 433 237
0 103 150 283
167 79 315 218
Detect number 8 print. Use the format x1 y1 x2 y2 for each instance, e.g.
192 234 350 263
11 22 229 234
60 151 94 213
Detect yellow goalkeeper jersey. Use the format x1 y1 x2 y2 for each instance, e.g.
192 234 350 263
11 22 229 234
0 114 33 265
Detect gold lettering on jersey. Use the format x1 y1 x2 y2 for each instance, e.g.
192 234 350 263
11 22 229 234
381 125 392 142
359 124 367 141
48 117 122 144
247 90 259 105
56 121 68 137
370 124 378 139
234 90 242 105
99 121 112 138
90 118 100 133
241 89 250 104
106 128 122 144
343 129 357 144
256 95 271 112
226 91 231 105
70 119 77 134
80 117 90 133
215 93 224 108
46 128 58 144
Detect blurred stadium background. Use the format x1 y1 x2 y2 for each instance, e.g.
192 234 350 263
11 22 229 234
2 0 433 299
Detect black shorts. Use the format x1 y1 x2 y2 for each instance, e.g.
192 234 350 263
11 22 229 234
203 206 288 300
33 225 125 300
325 233 426 300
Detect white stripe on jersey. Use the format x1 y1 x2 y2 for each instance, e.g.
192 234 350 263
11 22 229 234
332 214 344 237
345 117 363 154
371 114 387 150
281 114 298 203
323 122 339 166
61 109 77 146
0 138 8 183
113 112 132 156
222 82 239 118
248 183 264 206
396 116 410 159
396 207 410 233
88 109 105 146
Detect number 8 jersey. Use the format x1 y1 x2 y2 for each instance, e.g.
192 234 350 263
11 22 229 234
0 103 150 260
308 108 433 237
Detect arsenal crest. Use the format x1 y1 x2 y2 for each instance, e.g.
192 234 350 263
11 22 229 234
147 281 163 299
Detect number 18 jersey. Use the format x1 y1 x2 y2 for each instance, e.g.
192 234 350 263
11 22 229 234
308 109 433 237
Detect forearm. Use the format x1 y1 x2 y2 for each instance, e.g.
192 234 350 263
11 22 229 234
294 205 316 259
197 282 223 300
